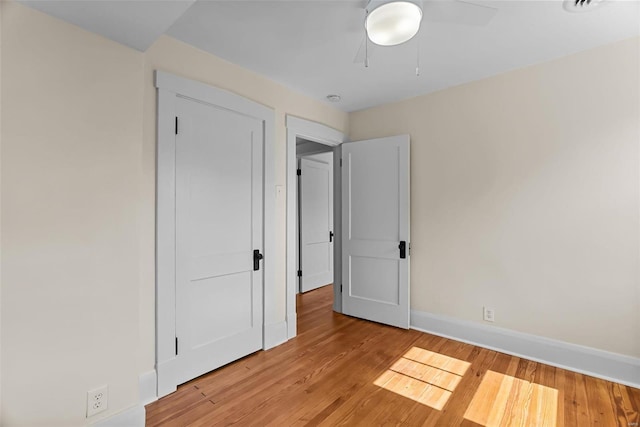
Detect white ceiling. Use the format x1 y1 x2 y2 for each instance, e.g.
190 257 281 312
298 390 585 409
20 0 640 112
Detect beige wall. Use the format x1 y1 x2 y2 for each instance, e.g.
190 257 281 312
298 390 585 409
1 2 144 425
0 2 348 425
350 37 640 358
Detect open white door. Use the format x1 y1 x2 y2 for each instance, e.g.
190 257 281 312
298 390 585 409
342 135 410 328
299 153 334 292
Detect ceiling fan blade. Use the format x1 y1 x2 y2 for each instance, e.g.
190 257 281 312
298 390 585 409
422 0 498 26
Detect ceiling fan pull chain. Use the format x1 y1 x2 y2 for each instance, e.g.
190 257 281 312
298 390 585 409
365 11 370 68
365 38 369 68
416 35 420 77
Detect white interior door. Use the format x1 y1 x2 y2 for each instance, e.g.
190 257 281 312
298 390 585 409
300 153 334 292
342 135 410 328
175 96 263 385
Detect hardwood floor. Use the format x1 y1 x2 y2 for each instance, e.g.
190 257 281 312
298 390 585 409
146 285 640 426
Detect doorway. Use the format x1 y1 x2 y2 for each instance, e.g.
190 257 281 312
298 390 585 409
285 116 346 339
287 122 412 337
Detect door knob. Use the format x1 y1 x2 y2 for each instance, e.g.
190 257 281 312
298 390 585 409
399 241 406 259
253 250 264 271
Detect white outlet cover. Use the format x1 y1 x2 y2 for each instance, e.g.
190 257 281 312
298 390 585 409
483 307 495 322
87 385 108 417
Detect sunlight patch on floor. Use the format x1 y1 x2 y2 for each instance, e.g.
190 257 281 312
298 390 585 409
373 347 471 410
464 370 558 427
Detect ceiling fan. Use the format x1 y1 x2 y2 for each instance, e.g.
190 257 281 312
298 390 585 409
354 0 499 64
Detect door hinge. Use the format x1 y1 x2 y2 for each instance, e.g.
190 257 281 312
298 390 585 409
340 284 343 292
297 168 301 176
175 117 178 135
340 158 342 167
175 337 178 355
297 270 302 277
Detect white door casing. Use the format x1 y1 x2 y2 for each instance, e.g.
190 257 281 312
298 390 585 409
285 116 346 338
341 135 410 329
174 96 263 385
299 153 334 292
156 71 275 398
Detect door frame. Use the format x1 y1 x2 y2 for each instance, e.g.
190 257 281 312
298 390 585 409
285 115 346 339
156 71 275 397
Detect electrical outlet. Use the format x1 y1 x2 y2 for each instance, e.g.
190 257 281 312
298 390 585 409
87 385 108 417
483 307 495 322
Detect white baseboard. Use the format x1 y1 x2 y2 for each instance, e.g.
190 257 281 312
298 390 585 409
92 404 145 427
410 310 640 389
287 313 297 339
264 320 288 350
139 370 158 406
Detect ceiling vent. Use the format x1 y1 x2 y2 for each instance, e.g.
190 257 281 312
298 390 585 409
563 0 604 12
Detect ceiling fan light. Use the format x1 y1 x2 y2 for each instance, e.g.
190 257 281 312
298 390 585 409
366 1 423 46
